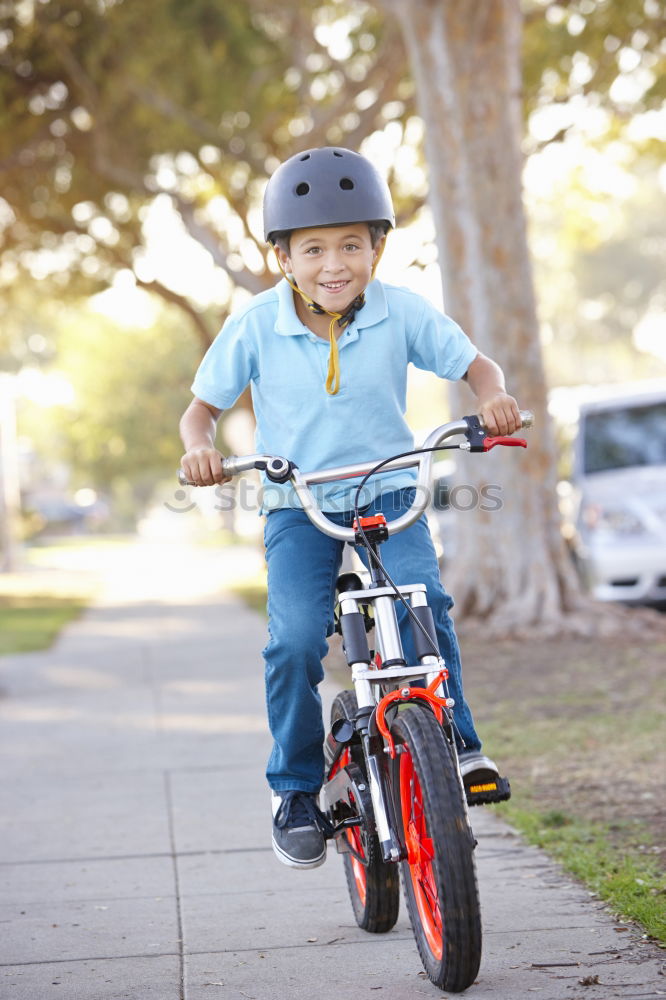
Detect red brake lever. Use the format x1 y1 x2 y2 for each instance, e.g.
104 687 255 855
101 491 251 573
483 436 527 451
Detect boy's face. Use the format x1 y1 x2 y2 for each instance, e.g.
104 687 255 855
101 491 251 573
275 223 383 314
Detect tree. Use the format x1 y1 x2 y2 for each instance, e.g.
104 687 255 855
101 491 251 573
0 0 410 356
1 0 661 364
376 0 662 633
520 0 666 386
2 0 662 363
10 295 203 530
3 0 664 625
529 156 666 386
0 0 413 564
48 307 202 495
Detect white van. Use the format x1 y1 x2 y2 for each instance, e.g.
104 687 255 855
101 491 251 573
556 380 666 605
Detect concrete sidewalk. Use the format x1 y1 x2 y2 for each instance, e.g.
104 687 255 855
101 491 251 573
0 541 663 999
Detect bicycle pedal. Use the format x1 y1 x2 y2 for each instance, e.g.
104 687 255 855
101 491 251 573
464 775 511 807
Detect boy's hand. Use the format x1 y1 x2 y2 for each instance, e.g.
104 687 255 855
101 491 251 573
478 392 522 437
181 447 230 487
463 356 521 436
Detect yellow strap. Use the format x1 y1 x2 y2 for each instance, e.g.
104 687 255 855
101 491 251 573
324 240 384 395
325 316 341 395
271 238 386 396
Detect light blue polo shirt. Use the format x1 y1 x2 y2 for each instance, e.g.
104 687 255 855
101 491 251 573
191 277 477 513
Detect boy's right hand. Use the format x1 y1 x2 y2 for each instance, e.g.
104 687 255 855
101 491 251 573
180 447 231 487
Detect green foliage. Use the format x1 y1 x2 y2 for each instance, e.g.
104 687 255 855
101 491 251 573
528 154 666 385
2 0 664 504
0 0 409 350
56 309 199 486
523 0 665 148
229 578 268 616
0 594 86 655
0 279 60 372
16 300 202 516
1 0 662 369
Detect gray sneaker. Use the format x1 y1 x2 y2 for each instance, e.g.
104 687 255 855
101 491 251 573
271 791 330 869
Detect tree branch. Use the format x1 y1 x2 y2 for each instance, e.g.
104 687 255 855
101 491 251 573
524 125 571 155
0 123 54 174
221 184 271 269
126 82 221 143
133 277 219 354
171 194 273 296
91 240 219 354
91 144 155 192
305 26 408 146
394 195 427 228
125 80 268 176
522 0 577 27
49 34 101 111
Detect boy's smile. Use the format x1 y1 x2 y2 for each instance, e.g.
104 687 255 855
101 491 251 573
276 223 382 334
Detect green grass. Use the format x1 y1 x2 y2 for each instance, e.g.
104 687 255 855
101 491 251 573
497 802 666 943
0 595 87 656
479 699 666 943
480 709 665 763
230 581 267 615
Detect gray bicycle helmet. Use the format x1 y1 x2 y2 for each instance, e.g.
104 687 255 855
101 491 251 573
263 147 395 243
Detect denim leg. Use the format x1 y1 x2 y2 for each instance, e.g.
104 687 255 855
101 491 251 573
357 489 482 752
263 508 344 793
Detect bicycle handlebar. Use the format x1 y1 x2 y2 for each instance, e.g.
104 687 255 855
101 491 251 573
178 410 534 543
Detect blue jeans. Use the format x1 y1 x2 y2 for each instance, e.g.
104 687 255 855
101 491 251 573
262 488 481 793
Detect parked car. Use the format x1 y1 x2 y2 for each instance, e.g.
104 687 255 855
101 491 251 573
560 380 666 605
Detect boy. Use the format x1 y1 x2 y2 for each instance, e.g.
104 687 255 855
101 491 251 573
180 147 522 870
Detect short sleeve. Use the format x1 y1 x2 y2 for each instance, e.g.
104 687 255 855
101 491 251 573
407 296 478 381
190 315 256 409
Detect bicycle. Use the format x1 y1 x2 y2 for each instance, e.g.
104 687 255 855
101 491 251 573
179 409 532 992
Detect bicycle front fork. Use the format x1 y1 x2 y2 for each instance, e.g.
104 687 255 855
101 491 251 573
323 704 405 862
324 583 454 863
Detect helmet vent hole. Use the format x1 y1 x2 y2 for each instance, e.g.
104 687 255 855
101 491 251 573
299 154 311 161
295 182 310 196
333 150 343 157
339 177 354 190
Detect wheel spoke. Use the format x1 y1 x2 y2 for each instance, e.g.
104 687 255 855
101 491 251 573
400 743 443 961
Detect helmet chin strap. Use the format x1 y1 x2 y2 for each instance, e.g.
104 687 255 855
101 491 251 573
272 239 386 395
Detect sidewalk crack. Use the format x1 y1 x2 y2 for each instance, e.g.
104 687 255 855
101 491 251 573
164 771 185 1000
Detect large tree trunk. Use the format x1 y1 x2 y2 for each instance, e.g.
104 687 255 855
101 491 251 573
380 0 597 632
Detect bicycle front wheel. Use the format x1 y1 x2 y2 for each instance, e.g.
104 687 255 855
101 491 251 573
389 705 481 992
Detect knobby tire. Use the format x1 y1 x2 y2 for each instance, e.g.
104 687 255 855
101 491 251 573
389 704 481 992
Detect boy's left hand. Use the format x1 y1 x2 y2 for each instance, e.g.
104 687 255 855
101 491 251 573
478 392 522 436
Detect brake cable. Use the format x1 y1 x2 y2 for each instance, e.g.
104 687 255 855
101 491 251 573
351 443 461 665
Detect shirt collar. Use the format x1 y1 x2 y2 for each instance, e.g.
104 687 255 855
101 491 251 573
274 277 388 337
